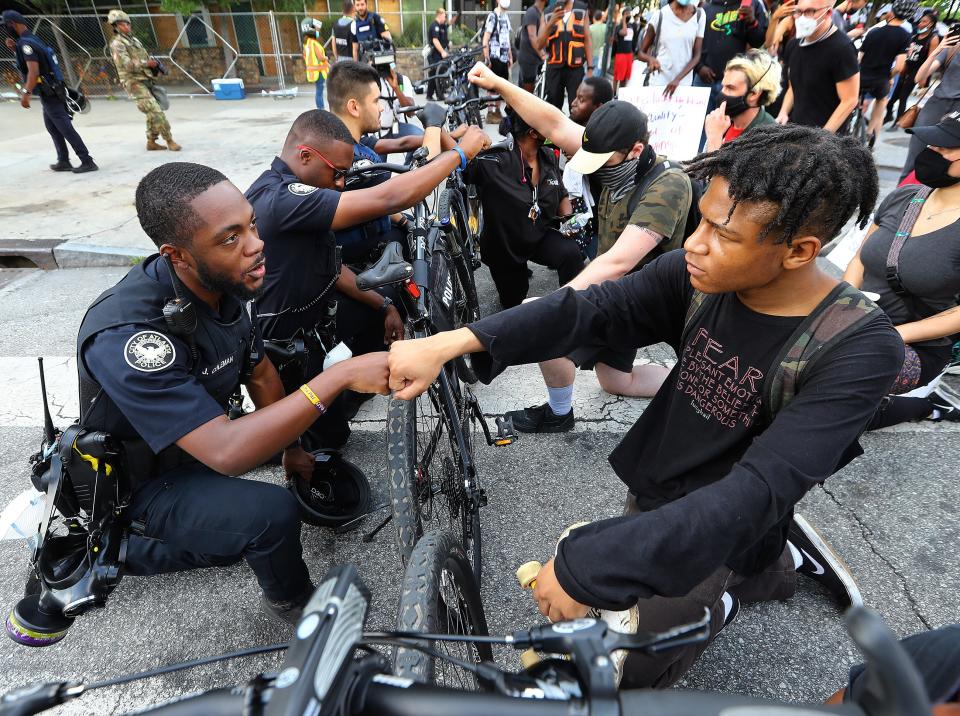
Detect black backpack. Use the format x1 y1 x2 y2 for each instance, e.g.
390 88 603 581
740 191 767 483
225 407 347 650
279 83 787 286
626 160 704 252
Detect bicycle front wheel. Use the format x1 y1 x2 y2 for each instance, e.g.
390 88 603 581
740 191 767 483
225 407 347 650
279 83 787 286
393 529 493 688
386 388 472 567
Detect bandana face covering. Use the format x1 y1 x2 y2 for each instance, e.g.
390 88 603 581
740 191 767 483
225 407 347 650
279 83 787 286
595 144 655 203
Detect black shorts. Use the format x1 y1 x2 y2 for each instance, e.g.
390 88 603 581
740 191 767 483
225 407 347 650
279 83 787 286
490 57 510 80
567 344 638 373
519 56 542 84
861 76 891 100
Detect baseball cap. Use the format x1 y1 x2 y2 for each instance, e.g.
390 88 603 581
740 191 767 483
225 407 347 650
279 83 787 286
2 10 28 25
567 101 649 175
907 111 960 148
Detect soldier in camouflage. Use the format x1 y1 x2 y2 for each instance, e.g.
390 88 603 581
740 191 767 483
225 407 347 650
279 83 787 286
107 9 181 151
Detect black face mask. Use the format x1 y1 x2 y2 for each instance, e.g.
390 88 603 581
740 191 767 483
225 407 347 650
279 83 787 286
718 91 751 117
914 148 960 189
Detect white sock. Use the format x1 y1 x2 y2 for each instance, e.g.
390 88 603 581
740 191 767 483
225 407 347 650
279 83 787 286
547 385 574 416
720 592 734 621
787 540 804 570
931 409 942 421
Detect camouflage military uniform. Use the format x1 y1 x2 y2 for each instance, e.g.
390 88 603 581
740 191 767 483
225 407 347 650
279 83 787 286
110 33 170 140
596 159 692 262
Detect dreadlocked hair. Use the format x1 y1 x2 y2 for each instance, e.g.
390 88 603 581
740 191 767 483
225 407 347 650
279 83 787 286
684 124 878 246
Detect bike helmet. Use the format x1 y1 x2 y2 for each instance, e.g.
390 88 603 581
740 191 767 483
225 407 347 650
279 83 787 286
288 449 370 528
892 0 918 20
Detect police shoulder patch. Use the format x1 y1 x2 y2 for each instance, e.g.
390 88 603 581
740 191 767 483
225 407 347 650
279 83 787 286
22 44 33 55
124 331 177 372
288 182 318 196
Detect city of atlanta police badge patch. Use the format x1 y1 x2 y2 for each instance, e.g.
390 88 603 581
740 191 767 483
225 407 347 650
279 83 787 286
124 331 176 372
288 182 318 196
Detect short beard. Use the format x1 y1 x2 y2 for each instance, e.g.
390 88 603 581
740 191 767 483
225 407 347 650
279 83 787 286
196 260 263 301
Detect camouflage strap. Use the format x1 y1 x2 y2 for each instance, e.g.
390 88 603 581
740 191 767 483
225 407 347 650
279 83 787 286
763 282 881 422
681 289 710 345
885 184 932 297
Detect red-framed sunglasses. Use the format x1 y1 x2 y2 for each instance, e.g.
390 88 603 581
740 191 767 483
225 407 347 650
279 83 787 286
297 143 349 182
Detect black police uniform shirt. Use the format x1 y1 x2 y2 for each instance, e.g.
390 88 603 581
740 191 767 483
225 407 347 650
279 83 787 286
465 251 903 609
462 138 568 263
13 31 63 92
245 158 341 341
355 11 387 44
428 20 448 60
77 255 263 455
335 139 391 250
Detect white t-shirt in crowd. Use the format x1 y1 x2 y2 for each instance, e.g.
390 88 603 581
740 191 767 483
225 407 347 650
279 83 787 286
645 5 705 87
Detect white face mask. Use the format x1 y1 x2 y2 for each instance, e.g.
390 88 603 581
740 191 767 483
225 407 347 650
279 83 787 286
499 0 511 8
794 12 823 39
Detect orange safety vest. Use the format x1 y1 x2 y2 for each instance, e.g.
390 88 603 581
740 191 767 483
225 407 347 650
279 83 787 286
546 8 588 67
303 37 329 82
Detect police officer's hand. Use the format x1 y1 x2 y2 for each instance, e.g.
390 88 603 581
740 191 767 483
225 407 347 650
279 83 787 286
468 61 500 90
340 351 391 395
417 102 447 128
282 445 315 482
458 125 491 160
4 38 15 50
383 305 404 344
20 92 30 109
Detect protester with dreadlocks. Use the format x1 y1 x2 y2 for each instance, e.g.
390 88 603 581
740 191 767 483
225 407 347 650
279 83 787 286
386 123 904 688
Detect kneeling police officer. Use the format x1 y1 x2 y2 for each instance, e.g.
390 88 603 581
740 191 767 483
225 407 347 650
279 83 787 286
77 161 389 624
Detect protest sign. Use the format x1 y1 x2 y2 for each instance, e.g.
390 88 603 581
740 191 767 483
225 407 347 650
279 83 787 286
617 85 711 160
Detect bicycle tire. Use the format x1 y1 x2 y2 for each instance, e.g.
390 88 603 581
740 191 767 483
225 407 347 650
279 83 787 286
386 389 473 569
392 529 493 688
447 194 482 385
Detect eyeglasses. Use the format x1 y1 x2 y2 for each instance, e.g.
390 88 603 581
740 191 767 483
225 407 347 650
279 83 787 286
297 143 349 182
790 6 832 18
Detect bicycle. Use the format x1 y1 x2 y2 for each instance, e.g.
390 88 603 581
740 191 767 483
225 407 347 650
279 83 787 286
0 553 935 716
349 150 516 584
844 91 871 149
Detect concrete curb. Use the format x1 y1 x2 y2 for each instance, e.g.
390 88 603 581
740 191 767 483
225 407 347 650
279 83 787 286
53 243 147 269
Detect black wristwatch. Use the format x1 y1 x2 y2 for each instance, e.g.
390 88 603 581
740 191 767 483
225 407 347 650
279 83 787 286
379 295 394 314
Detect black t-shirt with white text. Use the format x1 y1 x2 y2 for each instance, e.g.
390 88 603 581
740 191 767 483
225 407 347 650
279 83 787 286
467 251 902 609
784 29 859 128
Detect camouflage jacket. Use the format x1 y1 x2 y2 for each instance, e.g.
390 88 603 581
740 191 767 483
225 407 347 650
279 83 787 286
595 157 692 265
110 33 152 84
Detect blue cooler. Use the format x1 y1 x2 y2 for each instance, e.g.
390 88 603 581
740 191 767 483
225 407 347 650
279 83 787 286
212 78 245 100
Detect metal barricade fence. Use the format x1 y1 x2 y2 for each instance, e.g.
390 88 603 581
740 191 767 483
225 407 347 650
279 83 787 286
0 8 550 99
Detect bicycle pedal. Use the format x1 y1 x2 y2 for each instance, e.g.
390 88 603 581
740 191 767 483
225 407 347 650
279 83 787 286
493 416 517 446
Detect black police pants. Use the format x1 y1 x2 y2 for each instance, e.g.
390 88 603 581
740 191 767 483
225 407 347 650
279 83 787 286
124 464 312 602
544 65 584 111
427 50 443 99
40 93 91 162
483 229 585 309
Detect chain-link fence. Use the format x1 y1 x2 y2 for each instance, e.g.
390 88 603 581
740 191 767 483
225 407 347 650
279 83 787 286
0 6 595 98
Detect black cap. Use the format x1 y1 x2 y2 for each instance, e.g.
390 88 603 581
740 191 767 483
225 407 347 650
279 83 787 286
2 10 28 25
907 110 960 148
567 101 649 175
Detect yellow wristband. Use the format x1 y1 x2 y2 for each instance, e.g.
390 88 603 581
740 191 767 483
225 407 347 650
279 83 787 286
299 384 327 415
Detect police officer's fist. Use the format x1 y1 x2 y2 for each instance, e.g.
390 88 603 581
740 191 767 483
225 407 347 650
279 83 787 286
283 445 315 482
383 305 404 344
342 351 391 395
458 125 491 160
468 61 499 91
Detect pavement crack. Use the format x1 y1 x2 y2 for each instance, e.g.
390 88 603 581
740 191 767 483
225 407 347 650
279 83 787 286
819 483 932 629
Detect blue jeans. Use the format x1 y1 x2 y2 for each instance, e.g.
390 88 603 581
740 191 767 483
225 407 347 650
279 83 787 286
313 76 325 109
693 75 722 152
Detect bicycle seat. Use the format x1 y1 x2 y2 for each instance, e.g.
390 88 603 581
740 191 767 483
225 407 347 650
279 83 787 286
356 241 413 291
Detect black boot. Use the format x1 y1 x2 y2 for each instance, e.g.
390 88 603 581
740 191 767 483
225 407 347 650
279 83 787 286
72 158 99 174
50 160 74 172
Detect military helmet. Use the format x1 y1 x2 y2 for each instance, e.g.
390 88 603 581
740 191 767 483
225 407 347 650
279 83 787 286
301 17 322 33
107 9 131 24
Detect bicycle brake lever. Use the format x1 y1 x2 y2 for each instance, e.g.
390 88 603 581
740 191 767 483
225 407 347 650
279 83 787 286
604 608 711 655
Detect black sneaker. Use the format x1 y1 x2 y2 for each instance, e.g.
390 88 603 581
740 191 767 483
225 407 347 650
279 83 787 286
72 159 99 174
50 160 73 172
929 388 960 421
261 584 315 626
789 514 862 608
504 402 574 433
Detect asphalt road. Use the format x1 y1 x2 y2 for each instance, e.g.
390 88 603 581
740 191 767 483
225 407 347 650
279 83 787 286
0 262 957 715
